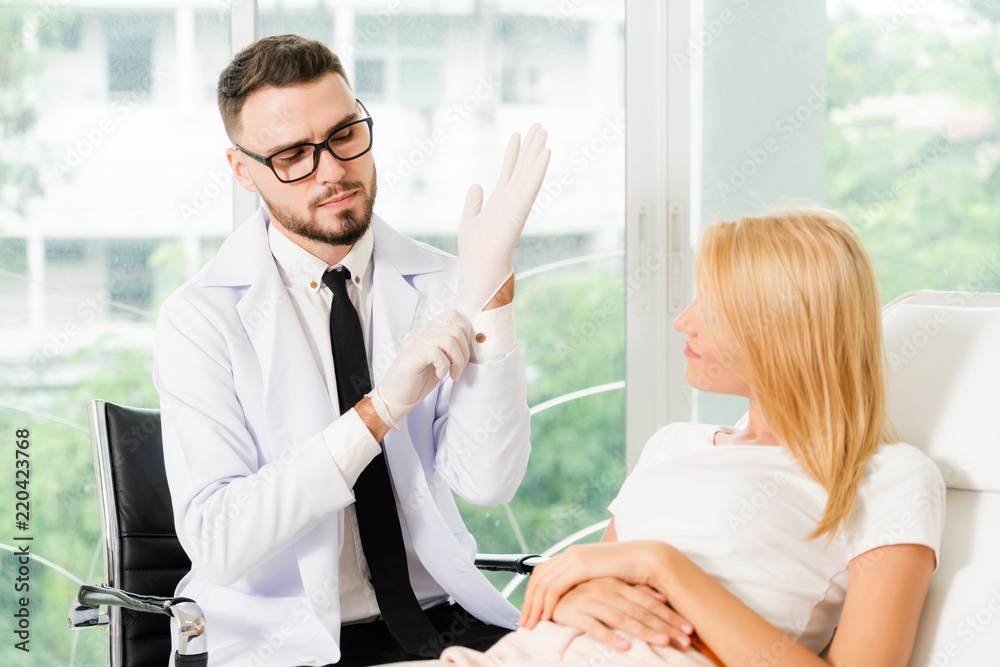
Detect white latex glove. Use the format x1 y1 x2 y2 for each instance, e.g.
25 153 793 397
455 123 552 317
368 310 473 430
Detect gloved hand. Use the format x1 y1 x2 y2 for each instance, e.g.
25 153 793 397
368 310 473 430
455 123 552 317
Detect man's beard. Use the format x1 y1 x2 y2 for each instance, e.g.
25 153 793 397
264 165 378 247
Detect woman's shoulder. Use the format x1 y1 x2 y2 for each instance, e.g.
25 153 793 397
855 442 946 516
635 422 723 468
862 442 945 491
646 422 719 449
842 442 947 564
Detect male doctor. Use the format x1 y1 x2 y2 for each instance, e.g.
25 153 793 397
153 34 549 667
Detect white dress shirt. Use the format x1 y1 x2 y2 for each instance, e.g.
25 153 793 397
267 218 516 623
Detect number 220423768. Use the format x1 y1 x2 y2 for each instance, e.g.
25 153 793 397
13 428 32 653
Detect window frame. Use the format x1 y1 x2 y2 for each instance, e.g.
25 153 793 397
625 0 695 467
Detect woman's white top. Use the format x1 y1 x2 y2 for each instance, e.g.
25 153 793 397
609 422 946 654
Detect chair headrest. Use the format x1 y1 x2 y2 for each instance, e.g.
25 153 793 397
882 290 1000 493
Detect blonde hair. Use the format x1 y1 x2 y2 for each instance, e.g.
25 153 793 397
695 206 892 540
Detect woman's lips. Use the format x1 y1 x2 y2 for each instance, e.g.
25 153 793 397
684 343 701 359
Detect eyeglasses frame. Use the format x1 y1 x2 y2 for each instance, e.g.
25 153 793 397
235 99 374 184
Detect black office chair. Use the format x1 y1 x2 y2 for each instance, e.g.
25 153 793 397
69 400 540 667
68 400 207 667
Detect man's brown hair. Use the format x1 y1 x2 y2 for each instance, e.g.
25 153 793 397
217 34 349 143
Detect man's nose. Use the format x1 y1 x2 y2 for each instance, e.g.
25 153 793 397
315 145 346 183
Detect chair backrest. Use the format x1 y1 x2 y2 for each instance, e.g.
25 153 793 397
88 400 190 667
880 291 1000 666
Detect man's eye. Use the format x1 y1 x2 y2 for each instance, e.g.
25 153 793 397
330 127 353 142
275 148 308 163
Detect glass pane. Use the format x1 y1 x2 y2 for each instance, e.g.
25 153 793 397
260 1 626 601
260 8 333 43
826 0 1000 300
693 0 1000 427
0 4 231 665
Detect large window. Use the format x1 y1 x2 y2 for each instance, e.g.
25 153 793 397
1 2 624 663
257 0 627 603
691 0 1000 427
4 2 999 665
0 4 232 665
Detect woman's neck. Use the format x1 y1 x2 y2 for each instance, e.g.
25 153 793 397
715 399 781 447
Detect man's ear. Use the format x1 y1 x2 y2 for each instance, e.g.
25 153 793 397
227 147 259 193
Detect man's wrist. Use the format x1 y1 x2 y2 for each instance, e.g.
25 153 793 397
321 409 382 487
355 396 391 442
483 274 515 310
469 303 517 364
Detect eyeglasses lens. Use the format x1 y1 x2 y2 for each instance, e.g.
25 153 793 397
271 120 372 182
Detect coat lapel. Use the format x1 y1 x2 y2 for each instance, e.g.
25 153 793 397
228 212 335 460
368 215 450 383
223 210 344 642
237 274 335 459
384 429 521 628
368 218 520 627
369 258 418 384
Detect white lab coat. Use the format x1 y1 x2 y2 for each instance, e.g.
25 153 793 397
153 208 531 666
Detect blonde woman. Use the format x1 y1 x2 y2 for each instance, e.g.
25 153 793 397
406 207 944 667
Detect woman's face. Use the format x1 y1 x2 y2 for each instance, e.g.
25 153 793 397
673 299 752 397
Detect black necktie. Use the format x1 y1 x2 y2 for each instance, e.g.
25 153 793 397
322 268 440 656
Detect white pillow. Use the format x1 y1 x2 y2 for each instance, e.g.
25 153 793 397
882 291 1000 493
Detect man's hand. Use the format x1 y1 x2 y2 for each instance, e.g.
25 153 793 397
455 123 551 317
552 578 694 652
368 310 473 429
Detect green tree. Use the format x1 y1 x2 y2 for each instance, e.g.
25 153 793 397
826 6 1000 301
0 6 69 218
457 263 626 603
1 330 157 666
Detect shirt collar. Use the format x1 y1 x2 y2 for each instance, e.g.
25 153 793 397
267 218 374 293
336 224 374 287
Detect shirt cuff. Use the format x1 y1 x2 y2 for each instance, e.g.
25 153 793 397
470 303 517 364
321 408 382 488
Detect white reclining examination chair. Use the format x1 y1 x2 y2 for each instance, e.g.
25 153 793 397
881 290 1000 666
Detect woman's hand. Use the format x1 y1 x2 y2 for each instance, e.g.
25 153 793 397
551 578 694 651
519 541 675 630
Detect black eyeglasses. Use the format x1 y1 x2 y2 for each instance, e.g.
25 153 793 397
236 100 374 183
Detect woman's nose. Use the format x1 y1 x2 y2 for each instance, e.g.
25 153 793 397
674 302 696 333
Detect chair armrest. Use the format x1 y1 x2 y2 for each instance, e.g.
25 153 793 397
475 553 547 575
68 598 109 629
68 584 208 664
75 584 179 616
